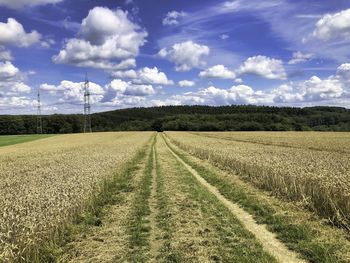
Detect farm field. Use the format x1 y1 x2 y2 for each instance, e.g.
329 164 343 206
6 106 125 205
166 131 350 228
1 132 350 263
0 134 54 147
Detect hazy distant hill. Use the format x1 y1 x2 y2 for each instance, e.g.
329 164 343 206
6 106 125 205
1 105 349 135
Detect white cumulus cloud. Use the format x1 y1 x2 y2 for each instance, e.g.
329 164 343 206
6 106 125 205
0 18 41 47
0 47 12 61
238 55 287 80
199 64 236 79
172 63 350 107
313 9 350 40
0 61 19 79
112 67 173 85
106 79 155 96
178 80 195 87
53 7 147 70
0 61 31 95
111 69 138 79
158 40 210 71
41 80 104 104
136 67 173 85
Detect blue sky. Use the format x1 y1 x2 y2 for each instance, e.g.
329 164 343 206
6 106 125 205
0 0 350 114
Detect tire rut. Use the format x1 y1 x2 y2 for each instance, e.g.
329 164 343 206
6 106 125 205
163 135 307 263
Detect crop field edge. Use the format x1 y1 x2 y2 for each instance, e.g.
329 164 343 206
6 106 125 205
162 133 350 263
0 134 55 148
28 134 155 263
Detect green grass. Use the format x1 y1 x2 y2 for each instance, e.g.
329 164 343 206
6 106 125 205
163 134 350 263
154 138 183 263
0 134 54 147
127 136 156 262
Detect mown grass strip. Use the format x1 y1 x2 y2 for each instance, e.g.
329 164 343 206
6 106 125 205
153 137 184 263
37 140 151 263
0 134 54 147
163 134 350 263
127 136 156 262
162 137 276 263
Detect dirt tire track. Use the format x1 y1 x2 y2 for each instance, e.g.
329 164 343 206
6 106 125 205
163 135 307 263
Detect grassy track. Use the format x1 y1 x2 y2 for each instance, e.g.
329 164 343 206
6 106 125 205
156 134 278 262
163 134 350 263
127 137 156 262
0 134 54 147
57 136 153 262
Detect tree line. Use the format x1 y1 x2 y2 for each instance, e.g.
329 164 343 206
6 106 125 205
1 105 349 135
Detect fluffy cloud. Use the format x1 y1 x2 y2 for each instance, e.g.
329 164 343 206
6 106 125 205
53 7 147 70
178 80 195 87
274 64 350 104
162 11 187 26
41 80 104 104
106 79 155 96
0 47 12 61
336 63 350 81
171 85 270 106
238 55 287 80
0 61 19 79
111 67 173 85
0 18 41 47
111 69 138 79
158 41 210 71
199 56 286 80
172 63 350 106
313 9 350 40
11 82 31 93
0 61 31 95
136 67 173 85
102 79 156 106
0 0 62 9
0 96 35 110
288 51 313 65
199 64 236 79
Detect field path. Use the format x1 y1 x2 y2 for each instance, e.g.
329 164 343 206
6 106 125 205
163 135 307 263
148 146 163 262
58 146 150 263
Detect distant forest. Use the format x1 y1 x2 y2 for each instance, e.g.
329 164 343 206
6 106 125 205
1 105 350 135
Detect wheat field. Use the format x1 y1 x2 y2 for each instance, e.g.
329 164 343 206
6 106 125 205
1 131 350 263
166 131 350 228
0 132 152 262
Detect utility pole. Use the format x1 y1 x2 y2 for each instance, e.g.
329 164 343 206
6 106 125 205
36 88 43 134
83 73 92 133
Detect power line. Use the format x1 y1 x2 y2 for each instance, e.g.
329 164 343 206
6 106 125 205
83 73 92 133
36 88 43 134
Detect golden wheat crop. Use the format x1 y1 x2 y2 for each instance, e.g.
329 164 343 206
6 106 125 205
0 132 152 262
191 131 350 153
166 131 350 229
